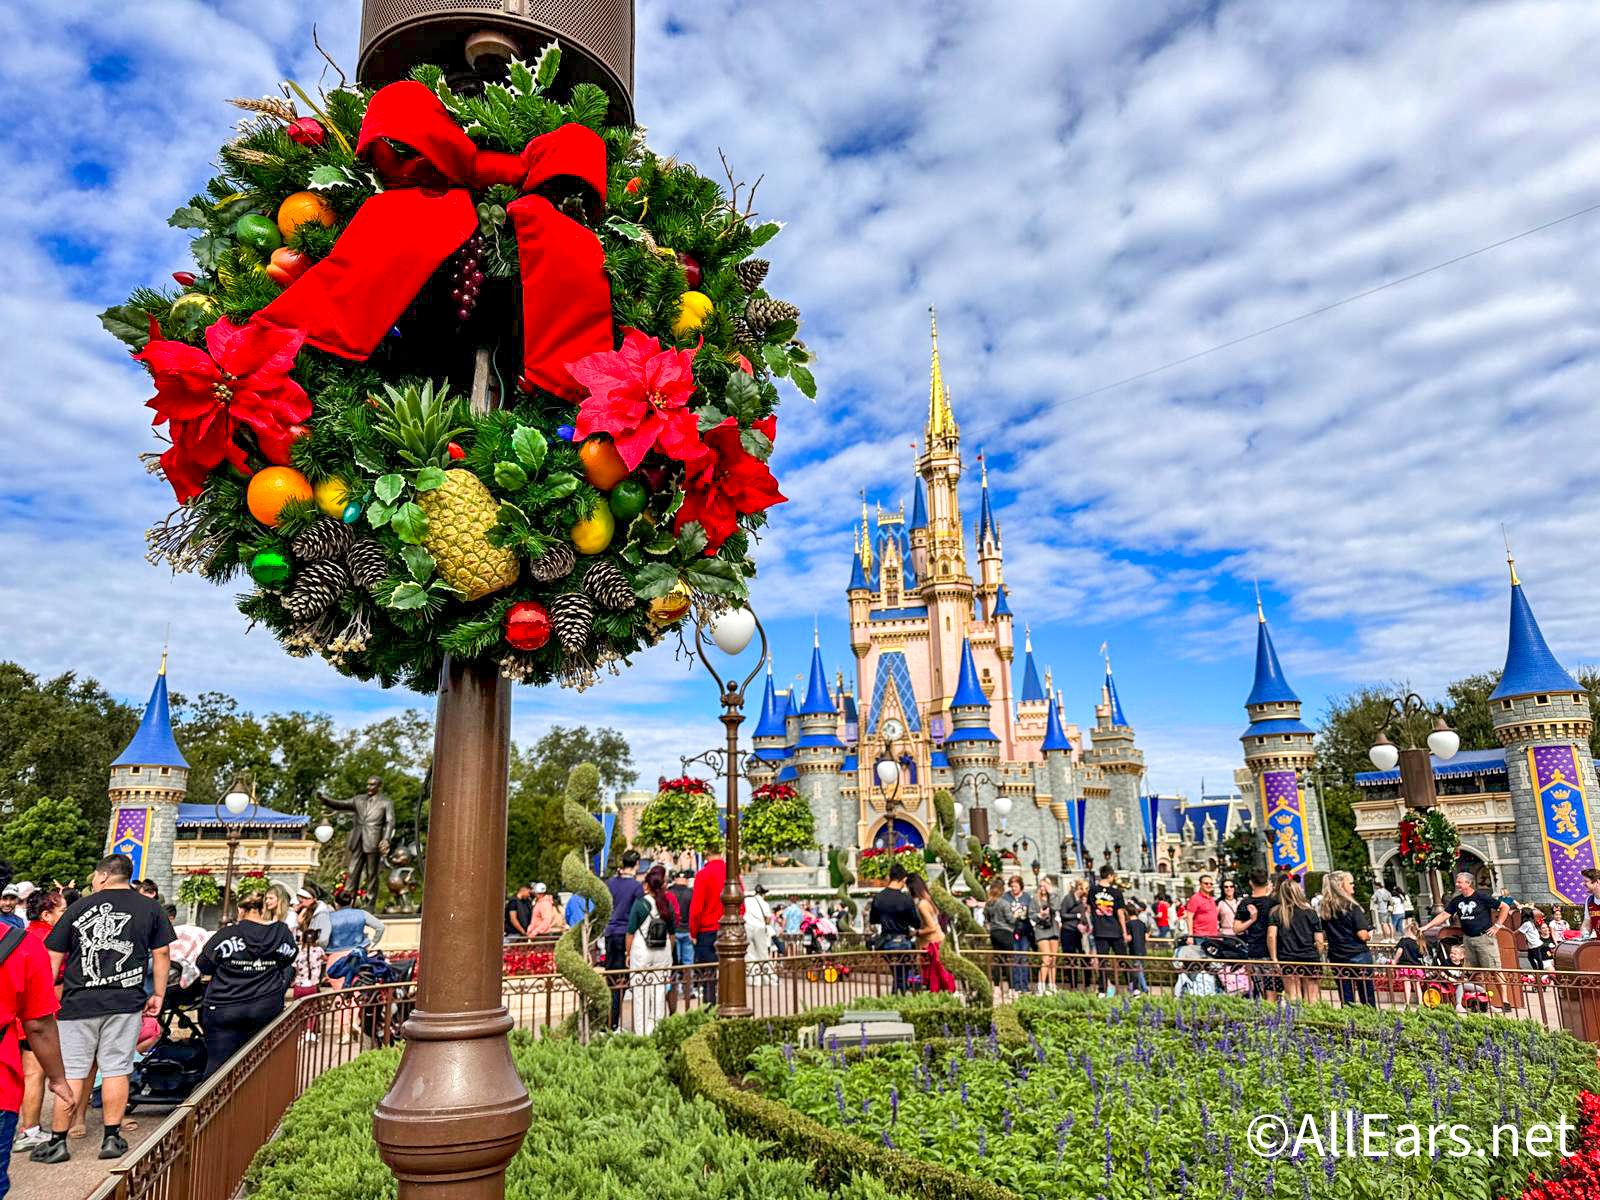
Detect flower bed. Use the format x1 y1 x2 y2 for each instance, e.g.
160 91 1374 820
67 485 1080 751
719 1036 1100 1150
743 996 1600 1200
857 845 928 881
245 1034 900 1200
503 948 554 976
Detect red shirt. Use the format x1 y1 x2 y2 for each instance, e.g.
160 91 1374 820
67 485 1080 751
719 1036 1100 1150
1186 892 1219 937
2 932 61 1109
689 860 726 937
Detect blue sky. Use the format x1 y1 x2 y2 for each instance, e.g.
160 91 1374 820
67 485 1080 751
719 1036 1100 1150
5 1 1600 800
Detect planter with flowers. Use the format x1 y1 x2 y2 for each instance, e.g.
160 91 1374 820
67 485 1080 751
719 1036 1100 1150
178 869 221 909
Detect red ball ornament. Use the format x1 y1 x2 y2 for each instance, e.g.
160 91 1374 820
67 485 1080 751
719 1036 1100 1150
678 252 702 288
504 601 551 650
287 117 326 147
447 442 466 460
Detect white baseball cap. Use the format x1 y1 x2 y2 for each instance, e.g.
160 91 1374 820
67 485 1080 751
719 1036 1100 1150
532 883 548 895
1 885 18 899
13 882 35 900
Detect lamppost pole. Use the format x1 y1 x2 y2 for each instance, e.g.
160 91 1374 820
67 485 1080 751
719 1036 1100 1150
216 773 257 924
1368 692 1460 909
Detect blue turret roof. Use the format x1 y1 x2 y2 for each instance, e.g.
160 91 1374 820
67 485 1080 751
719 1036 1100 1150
112 664 187 769
847 547 868 592
992 587 1012 618
1244 615 1300 707
951 638 989 709
977 476 997 545
753 670 786 738
1018 643 1044 704
1105 666 1128 726
799 642 836 715
1041 697 1072 752
782 688 797 721
1491 576 1581 700
910 477 927 530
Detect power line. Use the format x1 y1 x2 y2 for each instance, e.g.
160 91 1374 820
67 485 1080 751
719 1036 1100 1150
1059 199 1600 406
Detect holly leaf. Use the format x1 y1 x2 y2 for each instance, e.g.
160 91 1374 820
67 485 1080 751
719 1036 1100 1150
683 558 742 593
190 234 227 271
494 461 528 491
415 466 446 492
352 444 388 475
604 217 647 243
675 521 708 558
697 405 729 433
633 562 679 598
167 203 208 230
750 221 783 248
644 530 676 556
391 501 429 544
620 542 642 567
374 474 405 504
543 471 578 499
790 365 817 400
212 196 258 225
512 426 547 471
787 342 813 366
761 344 791 378
724 372 763 420
308 164 355 191
534 42 562 89
99 305 152 349
366 500 394 528
765 319 798 344
739 427 773 461
401 545 435 583
387 582 429 611
507 57 536 97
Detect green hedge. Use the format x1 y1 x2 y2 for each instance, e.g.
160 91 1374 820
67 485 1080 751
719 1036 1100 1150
681 1023 1022 1200
245 1032 904 1200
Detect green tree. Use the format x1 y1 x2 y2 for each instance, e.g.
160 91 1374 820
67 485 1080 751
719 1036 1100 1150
0 663 138 832
0 795 99 884
505 726 635 890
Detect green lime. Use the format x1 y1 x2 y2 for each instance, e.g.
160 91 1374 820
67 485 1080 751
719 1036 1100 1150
608 479 648 519
234 213 282 253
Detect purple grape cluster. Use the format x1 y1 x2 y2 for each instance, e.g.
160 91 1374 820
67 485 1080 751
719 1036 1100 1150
449 233 486 322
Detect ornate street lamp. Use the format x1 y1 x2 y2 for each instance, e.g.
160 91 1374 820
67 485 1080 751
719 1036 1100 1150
955 771 992 846
1113 842 1123 872
689 605 767 1018
1369 693 1458 906
216 773 257 923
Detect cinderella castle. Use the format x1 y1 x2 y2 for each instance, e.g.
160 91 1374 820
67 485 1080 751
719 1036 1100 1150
747 312 1260 881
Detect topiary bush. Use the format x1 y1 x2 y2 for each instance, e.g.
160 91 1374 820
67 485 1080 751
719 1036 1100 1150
554 761 611 1027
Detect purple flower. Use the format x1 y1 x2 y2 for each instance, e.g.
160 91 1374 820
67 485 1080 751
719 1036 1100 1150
890 1086 899 1125
961 1080 969 1105
1002 1108 1013 1135
978 1128 987 1159
834 1082 847 1120
1104 1128 1113 1181
881 1130 895 1149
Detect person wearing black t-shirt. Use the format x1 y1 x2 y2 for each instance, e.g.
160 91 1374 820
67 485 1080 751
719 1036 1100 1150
1319 870 1374 1006
1124 901 1150 994
503 882 533 941
1421 871 1511 1010
1086 867 1129 996
1232 870 1279 996
869 865 919 992
197 892 297 1075
1267 877 1324 1004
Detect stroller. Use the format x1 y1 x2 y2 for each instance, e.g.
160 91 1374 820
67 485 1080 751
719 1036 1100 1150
327 947 418 1041
127 963 208 1111
1420 937 1491 1012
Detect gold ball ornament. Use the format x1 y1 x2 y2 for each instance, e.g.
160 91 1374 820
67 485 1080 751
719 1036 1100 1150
168 292 220 330
569 500 616 555
647 580 692 626
671 290 713 338
313 477 350 518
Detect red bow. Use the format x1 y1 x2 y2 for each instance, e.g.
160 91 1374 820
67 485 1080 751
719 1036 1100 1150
254 81 613 398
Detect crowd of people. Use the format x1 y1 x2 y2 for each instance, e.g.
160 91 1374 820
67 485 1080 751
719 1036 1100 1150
0 856 388 1191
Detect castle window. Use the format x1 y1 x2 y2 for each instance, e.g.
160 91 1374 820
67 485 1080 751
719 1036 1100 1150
160 767 170 776
1282 735 1292 743
1537 695 1550 705
1501 700 1513 710
130 767 141 775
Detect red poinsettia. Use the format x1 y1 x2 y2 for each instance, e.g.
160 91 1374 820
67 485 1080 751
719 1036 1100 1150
675 415 786 554
567 328 703 471
134 317 309 502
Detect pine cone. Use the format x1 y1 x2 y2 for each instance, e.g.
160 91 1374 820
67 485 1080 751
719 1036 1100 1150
529 541 576 583
584 560 636 611
344 540 389 593
730 316 757 349
291 517 354 562
734 259 770 292
282 559 350 622
548 592 595 657
744 297 800 333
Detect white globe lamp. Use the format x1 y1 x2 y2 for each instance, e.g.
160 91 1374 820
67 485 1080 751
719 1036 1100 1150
1367 736 1399 772
875 757 900 789
992 792 1013 818
1427 721 1460 761
314 821 334 844
710 607 757 655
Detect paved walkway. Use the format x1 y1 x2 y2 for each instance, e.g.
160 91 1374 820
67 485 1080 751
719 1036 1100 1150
8 1089 161 1200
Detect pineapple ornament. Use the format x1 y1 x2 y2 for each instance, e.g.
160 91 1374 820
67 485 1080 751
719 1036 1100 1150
372 381 518 602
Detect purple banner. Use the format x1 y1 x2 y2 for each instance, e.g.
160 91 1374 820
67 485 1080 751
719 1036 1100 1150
1528 744 1598 904
1260 768 1309 875
109 806 151 883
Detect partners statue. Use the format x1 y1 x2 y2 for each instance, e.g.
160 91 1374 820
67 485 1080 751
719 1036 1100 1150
316 775 396 906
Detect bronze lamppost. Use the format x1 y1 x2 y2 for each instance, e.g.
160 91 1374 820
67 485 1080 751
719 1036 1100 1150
1368 693 1460 906
215 772 258 923
687 607 768 1018
955 771 991 846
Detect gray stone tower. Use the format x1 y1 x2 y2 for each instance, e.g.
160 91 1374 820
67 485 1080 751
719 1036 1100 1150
793 638 848 852
1240 605 1333 876
105 652 189 895
1038 692 1078 875
1080 657 1143 871
1489 556 1598 905
944 637 1002 842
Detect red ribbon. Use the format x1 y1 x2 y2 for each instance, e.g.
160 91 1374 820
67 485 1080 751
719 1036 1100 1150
254 81 613 398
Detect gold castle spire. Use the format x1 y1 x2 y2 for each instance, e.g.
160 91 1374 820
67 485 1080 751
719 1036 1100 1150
927 305 957 440
1254 579 1265 623
1504 524 1519 586
859 493 872 575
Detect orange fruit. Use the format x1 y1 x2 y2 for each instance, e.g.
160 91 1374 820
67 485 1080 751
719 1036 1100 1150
276 191 336 239
579 437 630 490
247 466 313 526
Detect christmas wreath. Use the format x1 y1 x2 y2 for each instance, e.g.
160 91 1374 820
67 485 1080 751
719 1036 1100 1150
104 46 809 693
1398 808 1460 874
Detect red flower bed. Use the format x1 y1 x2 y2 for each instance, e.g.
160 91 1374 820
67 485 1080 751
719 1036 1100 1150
1515 1091 1600 1199
503 949 555 977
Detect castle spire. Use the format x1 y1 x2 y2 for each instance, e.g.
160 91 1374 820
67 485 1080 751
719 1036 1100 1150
1018 625 1044 705
799 639 836 714
859 492 872 576
112 653 188 769
1041 695 1072 752
1245 607 1300 707
1490 561 1580 700
976 450 997 544
1101 644 1128 726
927 305 957 440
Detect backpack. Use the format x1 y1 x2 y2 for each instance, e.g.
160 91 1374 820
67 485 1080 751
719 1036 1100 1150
643 899 669 950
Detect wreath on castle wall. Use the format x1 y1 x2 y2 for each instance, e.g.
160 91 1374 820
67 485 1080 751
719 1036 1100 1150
103 45 808 693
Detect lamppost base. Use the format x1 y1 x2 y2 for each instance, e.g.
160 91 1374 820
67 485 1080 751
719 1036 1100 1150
374 1008 531 1198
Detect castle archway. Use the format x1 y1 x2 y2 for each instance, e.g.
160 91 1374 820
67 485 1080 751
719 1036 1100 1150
869 817 925 850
